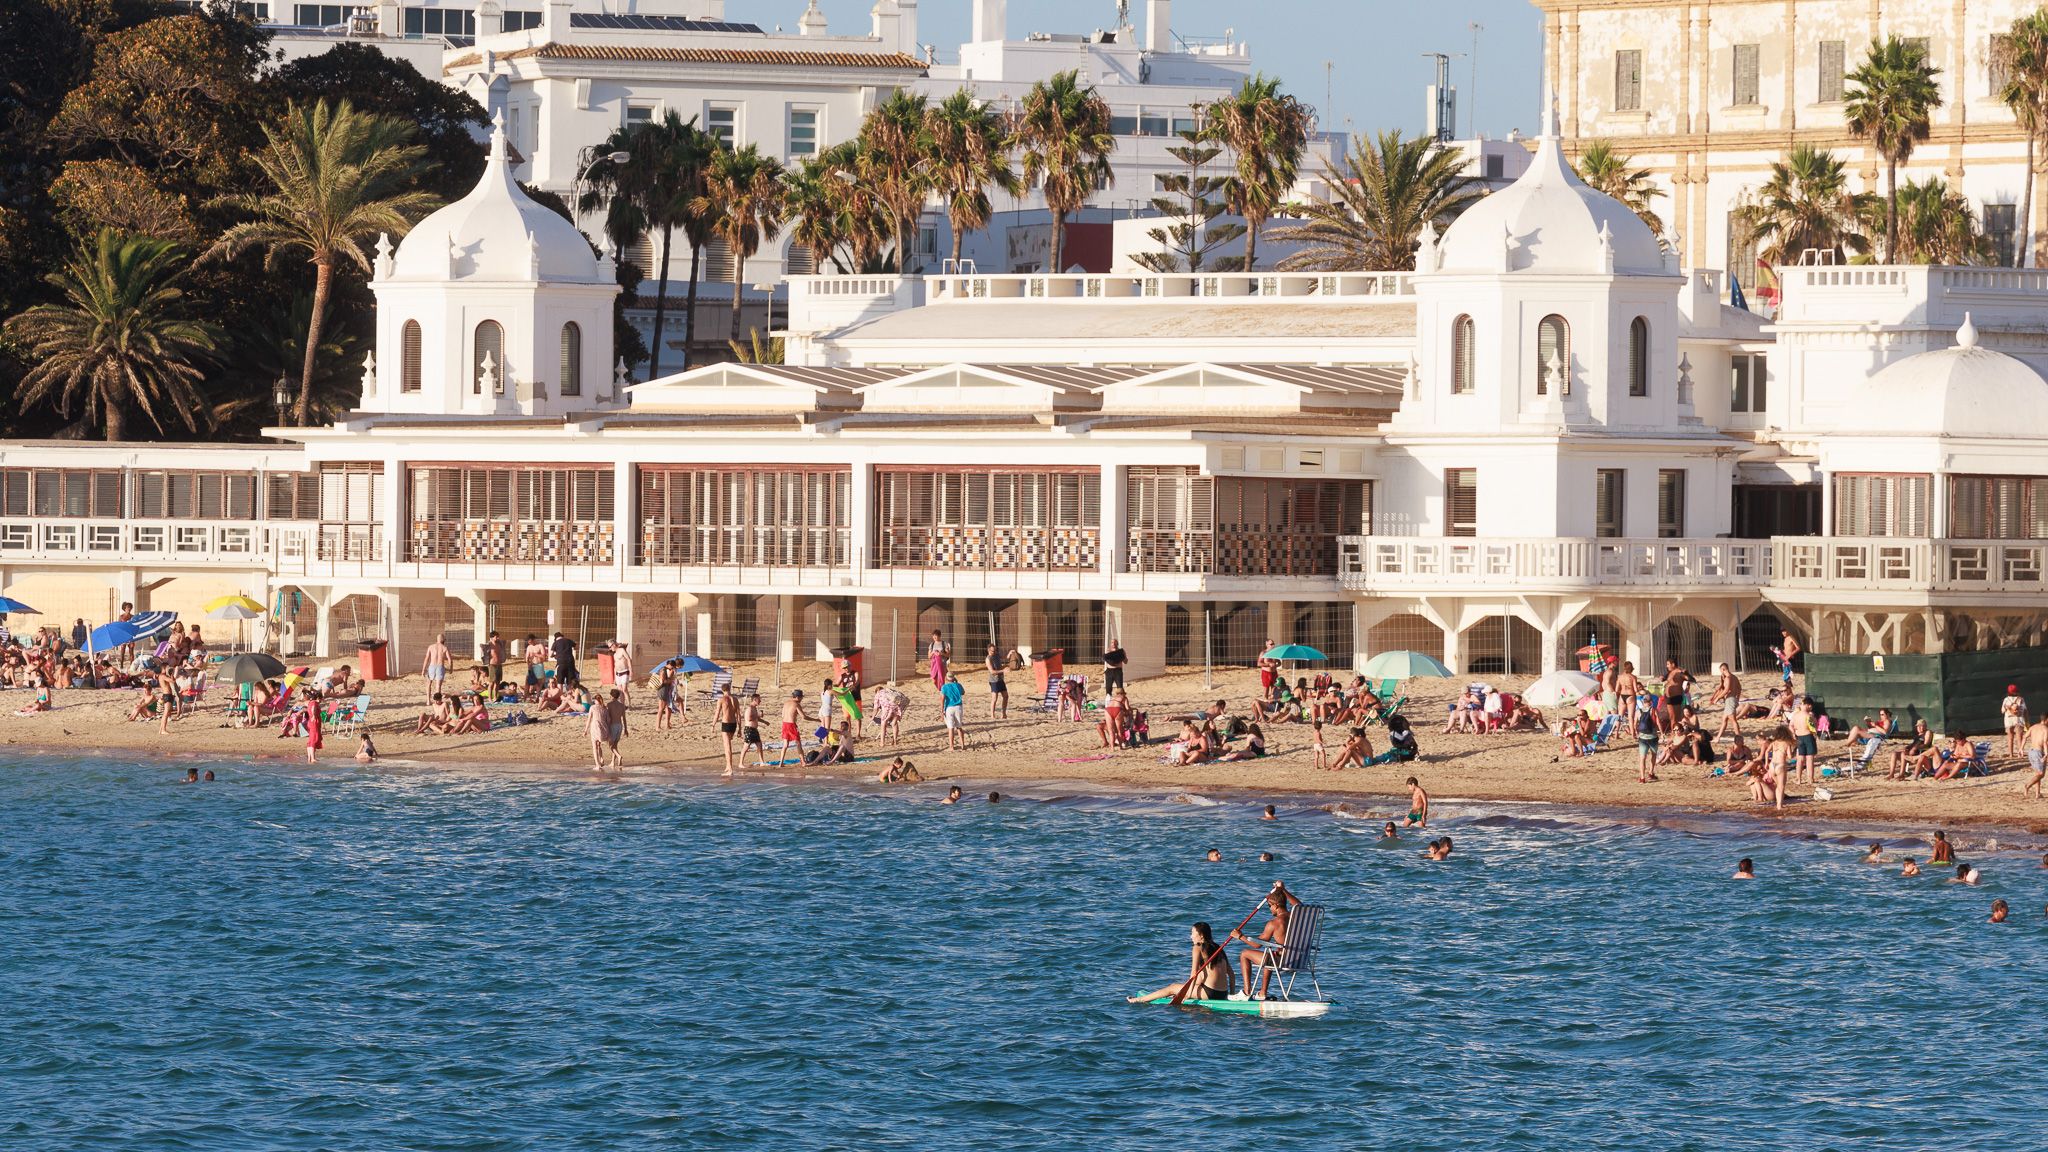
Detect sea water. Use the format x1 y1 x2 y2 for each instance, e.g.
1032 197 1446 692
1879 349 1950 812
2 755 2045 1151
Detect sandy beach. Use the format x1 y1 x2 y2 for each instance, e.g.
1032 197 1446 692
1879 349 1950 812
8 661 2048 841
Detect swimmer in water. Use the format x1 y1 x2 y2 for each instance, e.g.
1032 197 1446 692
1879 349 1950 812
1424 837 1453 861
942 786 962 804
1262 804 1277 821
1258 851 1274 863
182 767 198 783
987 791 1001 804
1732 857 1755 879
1205 848 1223 862
202 770 215 782
1900 857 1921 877
1990 899 2009 923
1379 821 1400 842
1930 830 1956 865
1951 864 1981 885
1861 843 1883 864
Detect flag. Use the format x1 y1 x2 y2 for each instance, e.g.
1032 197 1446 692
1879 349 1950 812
1730 275 1749 312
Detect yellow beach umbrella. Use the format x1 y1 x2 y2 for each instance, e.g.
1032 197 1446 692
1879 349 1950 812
204 594 266 619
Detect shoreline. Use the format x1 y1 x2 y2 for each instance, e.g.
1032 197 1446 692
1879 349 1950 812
8 663 2048 845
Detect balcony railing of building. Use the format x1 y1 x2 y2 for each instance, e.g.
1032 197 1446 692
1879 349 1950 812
406 520 615 565
636 526 852 569
872 527 1101 572
1771 537 2048 592
925 270 1415 303
0 518 266 563
1127 527 1344 578
1338 536 1773 591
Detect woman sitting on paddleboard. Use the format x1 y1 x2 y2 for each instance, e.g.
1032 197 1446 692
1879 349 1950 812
1126 922 1233 1004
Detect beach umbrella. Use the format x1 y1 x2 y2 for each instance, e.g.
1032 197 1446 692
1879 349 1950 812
0 596 39 614
203 595 265 620
658 654 722 675
1361 650 1454 680
216 652 287 684
86 611 177 655
1525 669 1601 707
1262 644 1327 662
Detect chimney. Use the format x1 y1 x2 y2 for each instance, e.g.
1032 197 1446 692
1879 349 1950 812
542 0 572 40
699 0 726 17
1145 0 1170 51
972 0 1005 44
896 0 917 54
798 0 826 36
870 0 897 47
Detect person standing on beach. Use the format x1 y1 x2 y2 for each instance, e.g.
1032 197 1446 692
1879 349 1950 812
780 690 807 763
942 673 968 751
524 634 546 696
1102 636 1128 695
740 694 767 769
655 665 678 731
928 629 950 693
1634 696 1660 783
1708 663 1743 738
603 689 628 770
1788 698 1818 785
551 631 578 690
421 634 451 702
985 644 1009 719
1599 660 1620 723
2002 685 2028 756
586 692 611 771
713 684 740 774
611 642 633 705
1614 662 1642 728
483 630 504 694
1778 629 1801 685
2023 715 2048 800
1660 658 1693 730
303 686 324 763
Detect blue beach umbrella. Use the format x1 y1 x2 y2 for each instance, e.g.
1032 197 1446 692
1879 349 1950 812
658 654 723 675
87 611 178 655
1361 650 1454 680
1262 644 1327 662
0 596 38 614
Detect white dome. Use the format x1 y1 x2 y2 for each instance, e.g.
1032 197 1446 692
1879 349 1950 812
1435 123 1667 276
390 116 602 283
1848 315 2048 438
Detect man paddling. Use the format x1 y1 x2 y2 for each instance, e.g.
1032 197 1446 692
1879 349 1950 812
1230 883 1300 1000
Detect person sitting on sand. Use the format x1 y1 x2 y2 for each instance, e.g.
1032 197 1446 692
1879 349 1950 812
127 684 158 723
1888 719 1934 779
536 678 566 712
806 719 857 766
1722 733 1757 776
556 682 592 716
447 694 490 735
1329 727 1370 771
414 693 454 735
1254 683 1302 725
877 756 922 784
1442 687 1480 734
1560 711 1596 759
1127 921 1234 1005
468 665 490 694
1171 721 1211 766
355 732 378 763
1219 722 1267 762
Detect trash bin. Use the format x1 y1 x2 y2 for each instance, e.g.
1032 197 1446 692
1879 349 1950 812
596 650 616 687
1032 649 1066 698
358 639 389 681
831 646 865 689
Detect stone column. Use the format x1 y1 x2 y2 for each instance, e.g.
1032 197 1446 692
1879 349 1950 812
849 463 875 574
451 588 488 659
1440 624 1466 676
1014 597 1041 658
678 592 717 658
1538 625 1562 675
1265 600 1292 650
854 595 918 683
776 595 797 663
1107 600 1166 680
384 587 447 674
619 591 682 658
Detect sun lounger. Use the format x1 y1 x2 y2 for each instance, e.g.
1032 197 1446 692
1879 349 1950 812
694 669 733 709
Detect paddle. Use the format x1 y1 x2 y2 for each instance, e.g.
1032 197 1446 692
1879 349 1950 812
1170 883 1281 1008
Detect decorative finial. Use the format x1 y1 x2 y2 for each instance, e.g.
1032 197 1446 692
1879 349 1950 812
488 108 507 165
480 351 500 396
360 350 377 399
374 232 394 280
1957 312 1979 350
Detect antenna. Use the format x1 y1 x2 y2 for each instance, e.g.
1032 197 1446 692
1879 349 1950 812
1324 60 1334 134
1468 22 1483 136
1422 52 1461 143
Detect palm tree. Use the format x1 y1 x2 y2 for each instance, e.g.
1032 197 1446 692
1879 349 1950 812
924 90 1021 266
4 230 218 441
1574 140 1666 236
207 99 436 425
1015 69 1115 273
1892 177 1995 264
1736 145 1873 267
859 90 932 271
692 144 786 344
581 112 715 377
1997 11 2048 266
1844 36 1943 262
1204 74 1312 270
1268 131 1484 271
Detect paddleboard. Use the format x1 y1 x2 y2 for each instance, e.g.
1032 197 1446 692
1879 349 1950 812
1143 996 1331 1019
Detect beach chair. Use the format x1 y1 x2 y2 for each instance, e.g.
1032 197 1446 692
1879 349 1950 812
335 693 372 735
1026 680 1061 713
1834 737 1884 780
1247 903 1326 1003
695 669 733 709
1589 712 1619 751
736 677 759 700
1959 740 1993 778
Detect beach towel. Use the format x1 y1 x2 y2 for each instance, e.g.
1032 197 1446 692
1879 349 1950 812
832 684 864 722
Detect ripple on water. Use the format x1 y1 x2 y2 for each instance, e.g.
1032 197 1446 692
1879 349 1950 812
2 755 2046 1151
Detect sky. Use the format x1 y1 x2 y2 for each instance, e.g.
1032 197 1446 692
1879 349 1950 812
726 0 1546 140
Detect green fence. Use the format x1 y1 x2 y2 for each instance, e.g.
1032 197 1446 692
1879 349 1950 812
1807 648 2048 736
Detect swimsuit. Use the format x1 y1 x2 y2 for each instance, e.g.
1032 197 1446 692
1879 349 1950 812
743 726 761 746
782 721 800 742
720 721 738 735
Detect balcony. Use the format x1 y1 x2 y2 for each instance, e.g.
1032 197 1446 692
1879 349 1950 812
0 517 267 565
1338 536 1772 593
1770 537 2048 597
924 270 1414 304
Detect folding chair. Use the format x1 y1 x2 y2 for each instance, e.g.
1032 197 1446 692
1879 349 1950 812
736 677 759 700
1960 740 1993 778
1246 903 1326 1003
1026 680 1061 713
1834 737 1883 780
1589 712 1619 751
695 669 733 710
336 693 372 735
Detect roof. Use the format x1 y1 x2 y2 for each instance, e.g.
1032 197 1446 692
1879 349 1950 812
389 116 601 284
1434 112 1667 277
1845 315 2048 438
568 13 764 33
447 44 928 71
831 301 1415 343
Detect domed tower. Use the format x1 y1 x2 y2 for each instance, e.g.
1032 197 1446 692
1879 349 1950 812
1393 103 1683 436
364 114 620 418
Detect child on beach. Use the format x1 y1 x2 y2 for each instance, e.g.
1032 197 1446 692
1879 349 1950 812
303 688 323 763
1310 720 1328 769
740 694 767 769
355 732 378 763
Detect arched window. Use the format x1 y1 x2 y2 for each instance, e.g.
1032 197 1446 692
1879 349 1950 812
1627 316 1649 397
400 320 422 393
559 322 582 397
1536 314 1570 396
1450 314 1475 395
473 320 503 395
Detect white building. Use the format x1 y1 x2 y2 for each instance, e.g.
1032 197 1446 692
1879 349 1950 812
11 105 2047 692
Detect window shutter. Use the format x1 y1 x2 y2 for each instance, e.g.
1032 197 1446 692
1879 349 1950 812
402 321 423 392
1657 469 1686 537
1902 476 1930 537
1628 317 1649 397
786 243 818 276
1615 50 1642 111
559 322 582 397
1819 40 1845 102
1734 43 1760 105
1445 468 1477 537
704 237 736 283
1451 315 1475 394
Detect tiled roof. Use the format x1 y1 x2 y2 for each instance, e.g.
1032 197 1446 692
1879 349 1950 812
448 44 927 71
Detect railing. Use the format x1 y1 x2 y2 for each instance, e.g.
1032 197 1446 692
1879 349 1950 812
1337 536 1772 591
406 520 615 565
872 526 1101 573
925 270 1414 303
637 526 852 569
0 517 265 563
1128 527 1343 578
1772 537 2048 592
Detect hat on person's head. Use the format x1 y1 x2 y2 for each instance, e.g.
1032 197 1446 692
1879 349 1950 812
2010 684 2020 694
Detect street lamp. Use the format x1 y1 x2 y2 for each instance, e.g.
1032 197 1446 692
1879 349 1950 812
574 149 633 241
272 375 291 431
